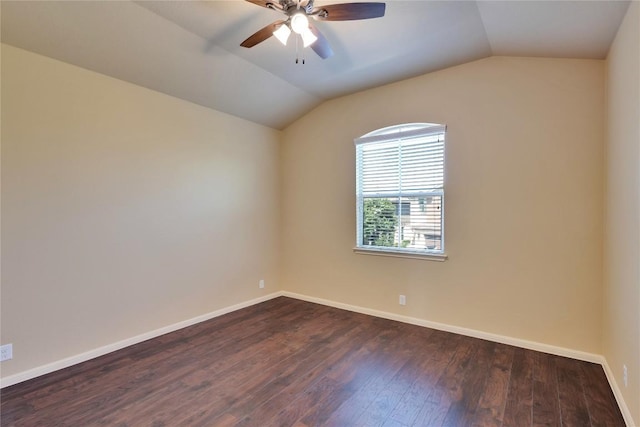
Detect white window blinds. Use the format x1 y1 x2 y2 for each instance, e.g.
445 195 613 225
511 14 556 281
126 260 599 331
355 124 446 255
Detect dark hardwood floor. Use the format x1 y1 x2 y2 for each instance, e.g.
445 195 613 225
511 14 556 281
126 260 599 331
1 297 626 426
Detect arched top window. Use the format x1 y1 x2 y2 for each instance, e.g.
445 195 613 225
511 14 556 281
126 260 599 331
354 123 447 260
358 123 443 139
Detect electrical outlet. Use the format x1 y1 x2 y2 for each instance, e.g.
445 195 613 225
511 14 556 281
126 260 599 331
623 364 628 387
399 295 406 306
0 344 13 362
259 279 265 289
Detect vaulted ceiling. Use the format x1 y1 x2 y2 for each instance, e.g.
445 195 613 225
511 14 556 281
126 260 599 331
1 1 631 129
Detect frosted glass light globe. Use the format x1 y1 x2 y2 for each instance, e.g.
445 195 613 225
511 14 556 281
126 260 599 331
291 13 309 34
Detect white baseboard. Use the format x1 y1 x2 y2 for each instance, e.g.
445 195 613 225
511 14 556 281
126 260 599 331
601 358 637 427
2 290 634 426
0 292 281 389
282 291 601 362
281 291 635 426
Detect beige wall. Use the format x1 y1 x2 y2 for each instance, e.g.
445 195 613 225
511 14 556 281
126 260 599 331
281 56 605 354
0 44 281 378
604 1 640 424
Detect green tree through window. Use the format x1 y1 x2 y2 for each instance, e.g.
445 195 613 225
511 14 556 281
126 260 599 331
363 199 397 247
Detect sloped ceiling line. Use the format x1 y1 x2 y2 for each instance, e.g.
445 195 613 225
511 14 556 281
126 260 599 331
0 0 630 129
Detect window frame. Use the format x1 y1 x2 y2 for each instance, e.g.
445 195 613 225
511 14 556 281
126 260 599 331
354 123 448 261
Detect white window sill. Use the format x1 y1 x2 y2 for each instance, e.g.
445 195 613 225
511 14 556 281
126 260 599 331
353 247 448 262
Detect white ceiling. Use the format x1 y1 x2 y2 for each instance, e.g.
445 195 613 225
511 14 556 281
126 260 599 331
1 0 631 129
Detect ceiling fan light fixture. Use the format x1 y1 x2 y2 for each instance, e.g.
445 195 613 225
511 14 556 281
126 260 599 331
301 27 318 47
291 12 309 34
241 0 386 60
273 23 291 45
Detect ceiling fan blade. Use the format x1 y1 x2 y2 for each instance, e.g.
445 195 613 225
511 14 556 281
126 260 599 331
245 0 277 9
316 2 385 21
309 23 334 59
240 20 286 48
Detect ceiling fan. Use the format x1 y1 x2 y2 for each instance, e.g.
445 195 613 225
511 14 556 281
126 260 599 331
240 0 386 60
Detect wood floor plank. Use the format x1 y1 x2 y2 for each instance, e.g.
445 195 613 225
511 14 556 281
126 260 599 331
471 343 514 427
99 303 337 426
385 330 460 426
442 339 496 426
0 297 625 427
267 375 343 427
580 361 626 426
14 297 291 404
532 352 561 427
350 354 424 426
168 308 365 426
9 297 295 423
499 346 534 427
210 413 239 427
322 327 433 427
67 302 318 426
556 355 591 426
229 314 388 427
412 335 476 426
293 320 414 427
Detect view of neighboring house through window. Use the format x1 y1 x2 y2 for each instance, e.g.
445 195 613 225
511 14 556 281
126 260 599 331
355 123 446 256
